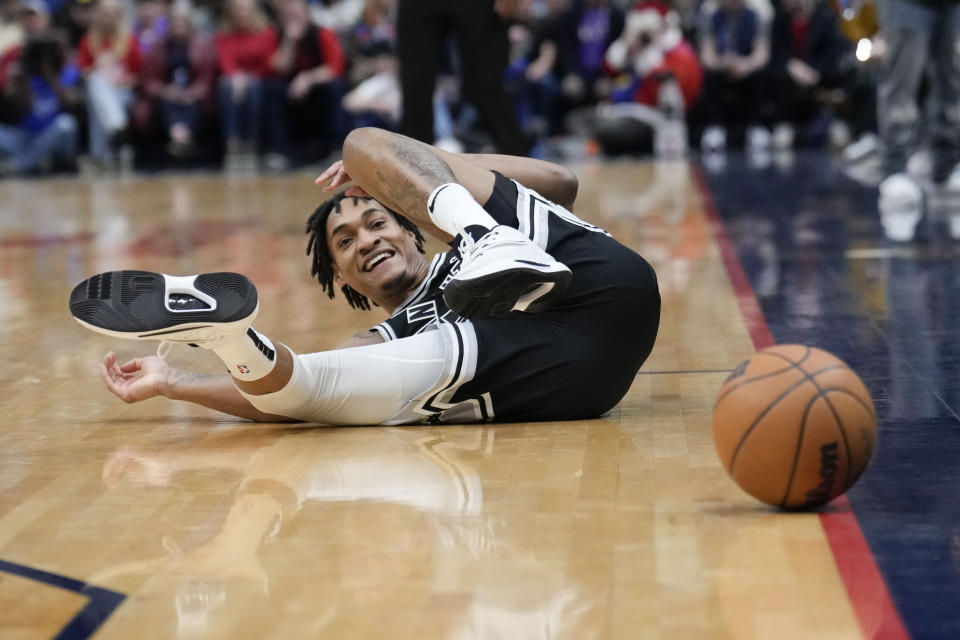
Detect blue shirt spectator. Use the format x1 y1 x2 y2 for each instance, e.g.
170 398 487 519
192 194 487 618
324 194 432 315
0 34 80 173
709 2 759 57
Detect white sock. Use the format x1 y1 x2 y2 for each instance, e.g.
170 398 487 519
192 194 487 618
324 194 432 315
426 183 499 241
210 327 278 381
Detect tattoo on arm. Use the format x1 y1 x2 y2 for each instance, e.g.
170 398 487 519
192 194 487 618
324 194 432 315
391 140 456 183
167 369 228 393
371 140 457 216
171 370 224 385
376 168 425 218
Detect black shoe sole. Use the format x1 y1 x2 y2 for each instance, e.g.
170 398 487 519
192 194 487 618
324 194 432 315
69 270 258 338
443 268 572 319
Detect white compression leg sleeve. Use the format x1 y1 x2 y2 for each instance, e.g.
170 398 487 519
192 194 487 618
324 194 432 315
238 329 452 425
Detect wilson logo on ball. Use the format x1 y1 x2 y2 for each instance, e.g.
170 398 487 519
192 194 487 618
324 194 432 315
804 441 840 507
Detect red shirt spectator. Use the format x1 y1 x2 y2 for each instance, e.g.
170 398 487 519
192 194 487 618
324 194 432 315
271 0 345 81
215 26 278 77
605 2 702 109
76 32 143 75
291 26 345 77
634 40 702 108
0 45 20 86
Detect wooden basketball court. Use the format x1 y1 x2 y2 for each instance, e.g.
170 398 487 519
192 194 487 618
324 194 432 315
0 161 890 638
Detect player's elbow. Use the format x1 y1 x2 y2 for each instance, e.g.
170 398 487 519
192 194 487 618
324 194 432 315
342 126 387 169
552 165 579 209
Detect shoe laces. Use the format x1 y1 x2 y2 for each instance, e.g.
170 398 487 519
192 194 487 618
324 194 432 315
463 226 523 259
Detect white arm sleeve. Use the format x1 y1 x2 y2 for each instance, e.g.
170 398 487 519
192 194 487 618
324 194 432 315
239 328 452 426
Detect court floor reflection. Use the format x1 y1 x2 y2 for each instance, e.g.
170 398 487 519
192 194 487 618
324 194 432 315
94 426 602 639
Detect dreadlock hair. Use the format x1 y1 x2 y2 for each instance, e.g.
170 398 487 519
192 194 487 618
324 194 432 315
305 191 426 310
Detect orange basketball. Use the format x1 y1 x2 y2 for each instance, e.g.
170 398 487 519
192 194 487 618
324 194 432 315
712 345 876 509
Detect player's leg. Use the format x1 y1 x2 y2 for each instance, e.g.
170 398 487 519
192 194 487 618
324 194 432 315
451 0 530 156
396 0 443 146
69 269 459 425
70 270 286 384
876 0 931 178
927 5 960 184
341 127 571 318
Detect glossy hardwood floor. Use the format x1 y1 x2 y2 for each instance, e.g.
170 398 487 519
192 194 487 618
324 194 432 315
0 162 864 639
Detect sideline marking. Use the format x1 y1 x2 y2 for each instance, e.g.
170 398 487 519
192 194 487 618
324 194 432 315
694 165 910 640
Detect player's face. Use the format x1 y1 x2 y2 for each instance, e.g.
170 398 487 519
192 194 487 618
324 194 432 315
327 197 427 307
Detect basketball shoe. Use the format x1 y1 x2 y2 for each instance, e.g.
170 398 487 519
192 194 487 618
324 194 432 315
443 225 572 319
69 271 258 346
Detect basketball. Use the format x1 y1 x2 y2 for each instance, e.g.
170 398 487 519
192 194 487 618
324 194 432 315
712 345 876 509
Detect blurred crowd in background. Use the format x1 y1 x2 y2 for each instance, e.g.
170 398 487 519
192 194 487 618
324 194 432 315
0 0 903 176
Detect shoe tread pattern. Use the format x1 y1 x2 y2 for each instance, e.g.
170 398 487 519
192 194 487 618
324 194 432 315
69 270 257 334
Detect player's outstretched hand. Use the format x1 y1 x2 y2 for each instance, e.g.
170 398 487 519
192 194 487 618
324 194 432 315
315 160 369 198
100 351 170 404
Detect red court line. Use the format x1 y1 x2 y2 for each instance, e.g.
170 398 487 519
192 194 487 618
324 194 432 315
693 165 910 640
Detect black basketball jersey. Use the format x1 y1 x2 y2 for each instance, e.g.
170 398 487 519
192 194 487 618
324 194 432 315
370 173 660 424
370 251 464 342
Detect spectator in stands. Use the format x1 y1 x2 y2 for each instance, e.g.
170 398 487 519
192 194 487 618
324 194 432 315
310 0 365 36
697 0 771 152
343 0 395 86
551 0 625 115
503 0 565 141
0 25 80 175
593 0 702 155
133 0 170 57
53 0 96 50
340 0 460 152
0 0 50 87
184 0 219 33
765 0 843 149
263 0 347 168
0 0 25 57
138 2 216 160
215 0 278 170
77 0 143 170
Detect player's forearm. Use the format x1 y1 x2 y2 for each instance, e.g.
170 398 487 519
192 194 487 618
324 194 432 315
462 154 579 210
163 370 296 422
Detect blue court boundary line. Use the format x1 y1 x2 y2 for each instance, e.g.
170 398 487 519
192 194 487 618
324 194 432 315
0 558 125 640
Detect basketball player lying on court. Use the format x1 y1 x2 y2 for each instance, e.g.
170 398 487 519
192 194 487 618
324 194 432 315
70 127 660 425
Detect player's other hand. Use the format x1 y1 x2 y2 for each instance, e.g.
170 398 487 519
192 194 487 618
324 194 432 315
315 160 369 198
100 352 170 403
